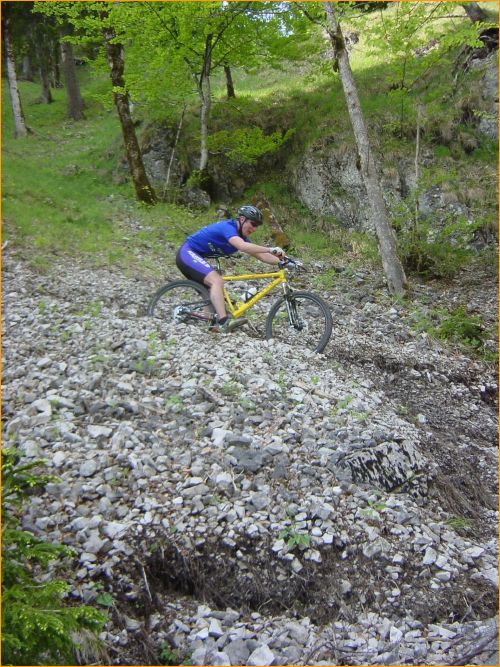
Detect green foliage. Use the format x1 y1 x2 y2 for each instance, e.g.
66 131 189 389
348 1 497 142
351 2 489 96
408 304 490 355
159 642 192 666
398 219 475 279
360 496 387 520
185 170 203 189
279 525 311 552
329 395 353 417
313 268 338 290
432 306 486 347
392 194 479 279
95 592 114 608
277 370 287 397
207 126 295 165
1 449 107 666
445 516 475 532
3 0 497 288
222 380 240 396
240 397 257 411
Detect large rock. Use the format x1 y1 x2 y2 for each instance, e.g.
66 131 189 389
293 141 370 229
140 123 184 198
332 439 432 495
473 51 498 140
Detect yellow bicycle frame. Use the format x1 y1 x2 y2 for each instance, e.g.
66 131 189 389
222 269 287 319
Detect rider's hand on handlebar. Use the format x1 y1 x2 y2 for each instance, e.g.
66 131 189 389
270 246 285 259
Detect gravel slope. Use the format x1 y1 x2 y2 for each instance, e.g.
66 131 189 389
2 249 498 666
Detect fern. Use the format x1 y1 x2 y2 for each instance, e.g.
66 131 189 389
1 449 107 666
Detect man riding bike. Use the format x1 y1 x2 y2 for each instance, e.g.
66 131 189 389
176 205 285 333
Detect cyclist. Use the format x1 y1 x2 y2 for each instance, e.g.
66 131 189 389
176 205 285 333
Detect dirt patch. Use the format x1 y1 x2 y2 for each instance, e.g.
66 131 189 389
144 538 345 623
140 536 498 628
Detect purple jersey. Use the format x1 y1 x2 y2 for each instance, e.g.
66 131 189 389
186 219 247 256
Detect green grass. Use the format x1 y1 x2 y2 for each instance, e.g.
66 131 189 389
1 78 213 274
2 81 124 253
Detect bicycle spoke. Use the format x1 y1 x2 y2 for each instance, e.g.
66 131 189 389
265 291 332 353
148 281 214 328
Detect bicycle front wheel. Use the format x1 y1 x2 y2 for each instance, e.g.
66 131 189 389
265 291 333 353
148 280 215 328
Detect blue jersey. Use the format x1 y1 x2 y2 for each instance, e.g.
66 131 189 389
186 219 247 256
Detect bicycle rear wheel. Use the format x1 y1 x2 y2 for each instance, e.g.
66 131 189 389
265 291 333 353
148 280 215 328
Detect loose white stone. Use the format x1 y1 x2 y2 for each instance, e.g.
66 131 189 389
247 645 274 666
422 547 438 565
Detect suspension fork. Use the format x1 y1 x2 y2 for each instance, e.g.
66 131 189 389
282 284 300 328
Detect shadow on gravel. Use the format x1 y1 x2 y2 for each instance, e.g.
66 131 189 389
144 538 343 624
140 537 498 626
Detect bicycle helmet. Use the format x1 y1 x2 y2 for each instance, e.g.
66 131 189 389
237 205 263 226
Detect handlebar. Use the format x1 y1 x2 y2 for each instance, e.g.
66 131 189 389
269 249 303 270
279 256 304 271
209 252 304 273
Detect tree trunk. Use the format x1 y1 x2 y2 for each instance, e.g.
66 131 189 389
198 34 213 173
35 28 53 104
252 194 291 248
37 54 53 103
21 55 34 81
53 39 62 88
103 26 157 204
324 2 407 296
461 2 487 22
163 104 186 200
224 64 236 98
61 27 85 120
2 11 30 137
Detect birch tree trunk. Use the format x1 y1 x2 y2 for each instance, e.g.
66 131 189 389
324 2 407 296
163 104 186 200
198 34 213 173
60 26 85 120
103 26 157 204
2 11 30 137
461 2 487 22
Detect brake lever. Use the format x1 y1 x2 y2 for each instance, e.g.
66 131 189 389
280 257 304 271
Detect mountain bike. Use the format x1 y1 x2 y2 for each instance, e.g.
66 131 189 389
147 255 333 353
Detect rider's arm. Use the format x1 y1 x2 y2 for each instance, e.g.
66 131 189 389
228 236 281 265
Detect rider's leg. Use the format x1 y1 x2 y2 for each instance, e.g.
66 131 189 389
175 245 227 321
204 272 247 333
203 270 227 321
175 244 246 330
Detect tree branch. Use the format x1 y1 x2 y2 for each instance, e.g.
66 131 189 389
448 629 498 666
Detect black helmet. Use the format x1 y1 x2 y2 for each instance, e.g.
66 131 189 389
237 205 263 226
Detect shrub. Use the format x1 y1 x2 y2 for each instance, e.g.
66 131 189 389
207 126 295 166
408 305 490 356
393 198 479 279
432 306 486 348
1 449 107 666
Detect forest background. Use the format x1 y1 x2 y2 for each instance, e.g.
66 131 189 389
1 1 499 665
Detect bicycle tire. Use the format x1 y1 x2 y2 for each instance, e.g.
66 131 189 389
264 291 333 353
147 280 215 328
